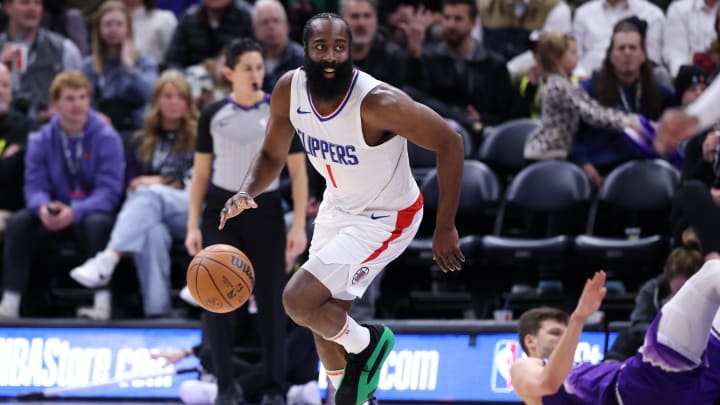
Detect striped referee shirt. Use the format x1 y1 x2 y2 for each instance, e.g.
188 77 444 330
197 94 303 192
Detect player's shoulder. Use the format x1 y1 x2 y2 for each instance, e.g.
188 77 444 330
363 83 413 114
274 69 298 93
269 69 297 104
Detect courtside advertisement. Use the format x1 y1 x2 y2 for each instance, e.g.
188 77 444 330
0 327 614 401
0 327 201 398
319 332 616 402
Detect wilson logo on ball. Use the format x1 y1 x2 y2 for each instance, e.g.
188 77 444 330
231 255 255 285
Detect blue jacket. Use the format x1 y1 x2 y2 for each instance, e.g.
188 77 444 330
571 77 675 169
82 55 158 130
24 110 125 223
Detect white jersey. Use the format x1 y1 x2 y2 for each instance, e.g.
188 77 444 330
289 68 419 214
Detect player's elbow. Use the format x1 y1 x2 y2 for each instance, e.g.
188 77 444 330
260 149 288 172
437 129 464 156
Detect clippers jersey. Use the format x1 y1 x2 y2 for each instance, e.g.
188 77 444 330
289 68 419 214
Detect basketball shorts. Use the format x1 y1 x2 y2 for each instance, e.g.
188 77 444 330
302 193 423 301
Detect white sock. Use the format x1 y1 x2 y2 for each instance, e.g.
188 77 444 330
326 369 344 388
658 259 720 364
326 314 370 354
94 289 111 309
0 290 20 311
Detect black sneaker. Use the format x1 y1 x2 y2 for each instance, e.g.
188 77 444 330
215 382 244 405
335 324 395 405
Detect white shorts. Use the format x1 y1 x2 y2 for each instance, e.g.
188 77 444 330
301 194 424 300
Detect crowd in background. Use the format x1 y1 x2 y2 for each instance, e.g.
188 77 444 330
0 0 717 403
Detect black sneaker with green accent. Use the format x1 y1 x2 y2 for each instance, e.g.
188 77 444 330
335 324 395 405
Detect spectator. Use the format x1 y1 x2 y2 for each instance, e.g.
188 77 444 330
407 0 518 137
605 244 703 361
0 63 33 234
122 0 178 66
41 0 90 56
82 1 157 135
155 0 201 17
522 32 654 162
478 0 571 78
693 8 720 76
69 70 197 320
663 0 719 78
289 0 318 43
677 65 713 185
572 0 665 78
164 0 253 69
0 71 124 319
572 18 675 187
670 65 720 260
340 0 411 87
65 0 104 21
0 0 82 122
252 0 304 92
184 48 231 110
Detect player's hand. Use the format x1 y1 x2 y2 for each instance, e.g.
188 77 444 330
573 271 607 320
218 191 258 230
432 226 465 273
185 227 203 256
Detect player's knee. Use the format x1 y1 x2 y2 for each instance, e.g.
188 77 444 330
282 283 308 324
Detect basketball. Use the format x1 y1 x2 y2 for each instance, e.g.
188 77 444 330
186 244 255 313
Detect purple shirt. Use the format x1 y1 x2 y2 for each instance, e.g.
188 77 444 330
543 312 720 404
24 110 125 223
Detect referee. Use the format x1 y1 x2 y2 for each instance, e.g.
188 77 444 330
185 38 308 404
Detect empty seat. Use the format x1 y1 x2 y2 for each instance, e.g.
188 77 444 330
477 118 539 184
481 160 592 296
381 160 501 318
574 159 680 291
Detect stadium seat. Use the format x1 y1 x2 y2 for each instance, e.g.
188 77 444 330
477 118 539 184
381 160 500 318
481 160 592 297
574 159 680 292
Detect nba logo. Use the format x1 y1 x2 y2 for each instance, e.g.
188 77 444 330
491 340 521 393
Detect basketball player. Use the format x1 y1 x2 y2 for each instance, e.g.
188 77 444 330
218 13 465 405
657 76 720 148
511 265 720 404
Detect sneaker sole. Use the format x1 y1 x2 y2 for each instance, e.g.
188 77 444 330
338 326 395 405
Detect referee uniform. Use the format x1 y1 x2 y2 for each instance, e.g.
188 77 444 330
197 94 304 399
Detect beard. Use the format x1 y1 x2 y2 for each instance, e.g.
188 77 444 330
304 54 354 102
443 31 466 49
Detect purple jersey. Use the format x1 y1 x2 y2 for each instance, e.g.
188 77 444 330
543 312 720 405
